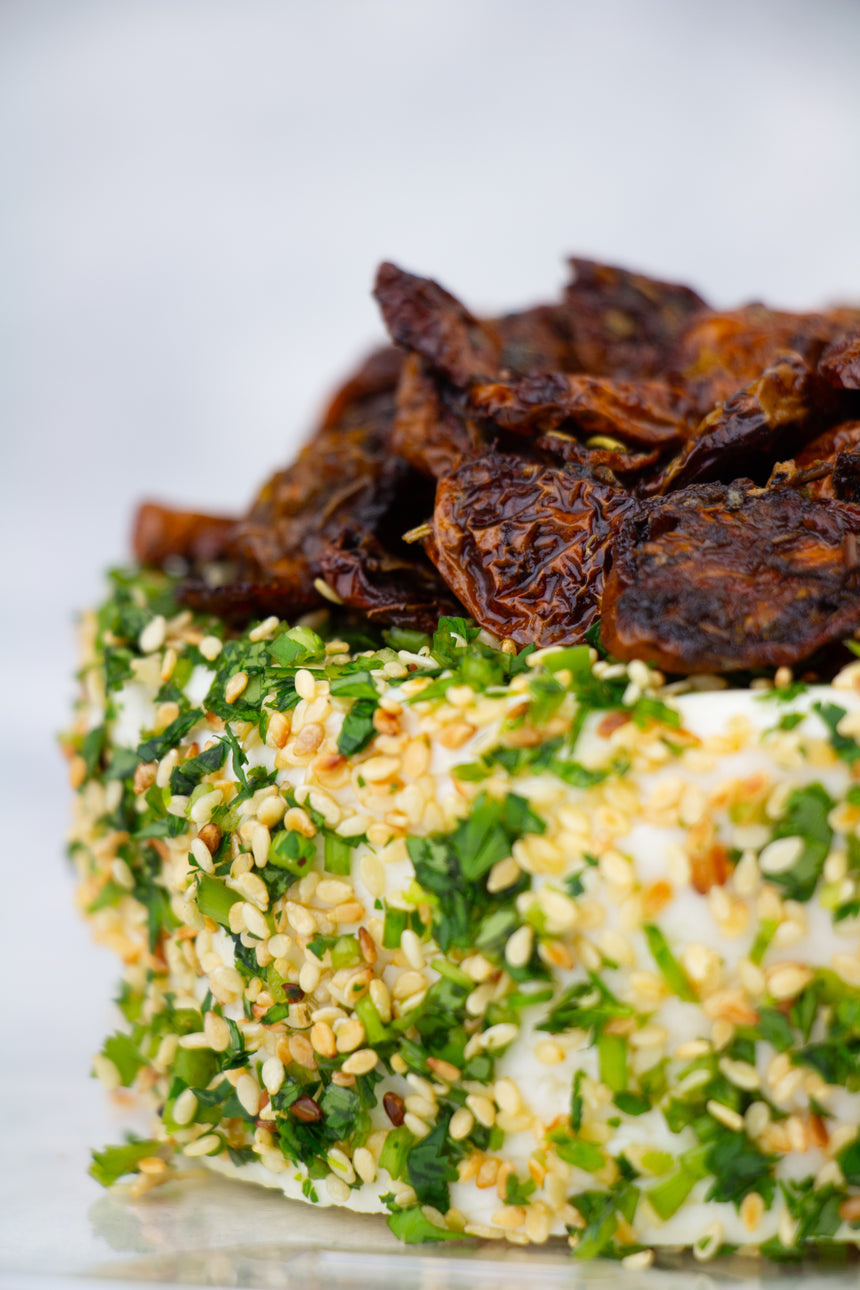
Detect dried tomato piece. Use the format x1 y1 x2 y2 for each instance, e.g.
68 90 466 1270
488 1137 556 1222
495 303 575 373
390 354 482 480
178 576 315 624
669 306 860 417
651 352 816 494
467 372 689 448
224 356 408 618
132 502 238 568
602 480 860 673
563 258 708 378
427 451 640 646
832 451 860 504
819 330 860 391
794 422 860 500
535 431 661 481
318 531 462 633
317 345 403 430
374 261 501 385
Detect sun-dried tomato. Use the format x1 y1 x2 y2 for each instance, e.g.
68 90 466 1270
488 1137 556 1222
390 354 482 480
467 371 690 448
651 352 817 494
427 451 639 646
819 329 860 391
602 480 860 673
563 258 708 378
132 503 237 568
319 530 462 633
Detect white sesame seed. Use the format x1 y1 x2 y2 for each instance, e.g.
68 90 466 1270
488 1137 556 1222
250 823 271 868
404 1094 436 1121
718 1057 760 1091
177 1030 212 1050
481 1023 519 1051
404 1113 431 1138
248 616 280 642
758 836 804 875
294 669 316 701
621 1250 655 1271
486 856 522 893
172 1088 198 1125
190 837 215 874
199 634 223 661
353 1147 376 1184
693 1221 724 1262
183 1134 221 1158
504 923 533 969
767 962 814 1000
327 1146 356 1184
139 616 166 654
189 789 222 825
400 928 425 970
706 1100 745 1132
203 1011 231 1052
465 1094 496 1128
92 1054 121 1090
449 1107 475 1140
325 1174 351 1203
261 1057 285 1095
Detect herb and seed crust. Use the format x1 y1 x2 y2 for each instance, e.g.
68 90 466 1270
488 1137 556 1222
66 568 860 1261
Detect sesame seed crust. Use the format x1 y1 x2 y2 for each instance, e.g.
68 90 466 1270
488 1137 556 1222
68 569 860 1256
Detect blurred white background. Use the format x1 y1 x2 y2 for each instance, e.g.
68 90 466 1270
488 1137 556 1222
1 1 860 1282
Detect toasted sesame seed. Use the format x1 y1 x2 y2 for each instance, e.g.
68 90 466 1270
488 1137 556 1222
288 1033 316 1069
357 927 377 965
311 1022 337 1059
224 672 249 704
427 1056 461 1084
293 723 325 757
340 1048 379 1077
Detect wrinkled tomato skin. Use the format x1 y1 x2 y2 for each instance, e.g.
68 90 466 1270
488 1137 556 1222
428 451 640 647
602 481 860 673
